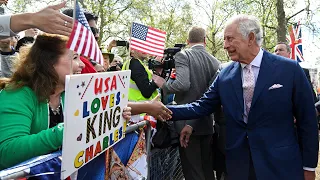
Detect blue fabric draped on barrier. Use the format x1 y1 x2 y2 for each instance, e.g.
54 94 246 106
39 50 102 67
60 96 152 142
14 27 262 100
0 133 139 180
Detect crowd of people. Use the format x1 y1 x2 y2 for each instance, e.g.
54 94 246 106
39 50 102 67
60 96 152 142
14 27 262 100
0 1 320 180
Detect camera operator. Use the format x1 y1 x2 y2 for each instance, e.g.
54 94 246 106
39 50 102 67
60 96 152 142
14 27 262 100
122 49 159 121
152 26 220 180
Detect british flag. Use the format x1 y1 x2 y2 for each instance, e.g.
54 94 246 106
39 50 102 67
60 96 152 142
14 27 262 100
287 22 304 62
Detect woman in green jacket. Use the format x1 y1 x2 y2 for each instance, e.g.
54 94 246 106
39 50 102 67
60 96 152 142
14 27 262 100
0 34 131 170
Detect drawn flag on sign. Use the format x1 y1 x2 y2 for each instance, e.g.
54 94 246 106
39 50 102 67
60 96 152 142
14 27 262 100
287 22 304 62
130 22 166 57
66 0 104 65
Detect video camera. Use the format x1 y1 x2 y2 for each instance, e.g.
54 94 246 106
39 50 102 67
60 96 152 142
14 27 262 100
148 43 186 79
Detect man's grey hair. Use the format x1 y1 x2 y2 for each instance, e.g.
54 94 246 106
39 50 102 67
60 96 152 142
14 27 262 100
188 26 206 43
226 14 263 46
277 42 291 53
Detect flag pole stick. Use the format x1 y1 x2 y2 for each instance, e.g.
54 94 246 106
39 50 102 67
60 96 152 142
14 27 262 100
69 0 77 76
127 22 133 62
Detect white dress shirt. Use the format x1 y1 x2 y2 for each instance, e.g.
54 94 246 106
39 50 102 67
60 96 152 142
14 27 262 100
240 48 263 123
0 15 16 39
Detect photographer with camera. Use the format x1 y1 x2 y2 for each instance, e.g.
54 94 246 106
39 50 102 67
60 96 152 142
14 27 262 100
122 49 159 122
152 26 220 180
103 40 126 71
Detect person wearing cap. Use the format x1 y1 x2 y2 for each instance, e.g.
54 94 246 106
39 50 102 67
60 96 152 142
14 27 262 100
101 47 114 70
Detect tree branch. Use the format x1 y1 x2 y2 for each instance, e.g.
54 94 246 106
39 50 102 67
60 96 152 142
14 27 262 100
262 25 277 30
286 6 309 21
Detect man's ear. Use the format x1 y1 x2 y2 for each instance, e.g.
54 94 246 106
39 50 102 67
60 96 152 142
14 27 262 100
248 32 255 46
186 39 190 45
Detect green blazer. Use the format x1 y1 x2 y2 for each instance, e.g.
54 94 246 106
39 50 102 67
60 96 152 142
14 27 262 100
0 86 64 170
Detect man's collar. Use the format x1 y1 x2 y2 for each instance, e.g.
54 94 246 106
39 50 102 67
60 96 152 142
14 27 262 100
190 44 204 48
240 49 263 68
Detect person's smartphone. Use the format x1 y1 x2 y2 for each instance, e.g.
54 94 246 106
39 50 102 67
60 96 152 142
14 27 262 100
116 40 127 46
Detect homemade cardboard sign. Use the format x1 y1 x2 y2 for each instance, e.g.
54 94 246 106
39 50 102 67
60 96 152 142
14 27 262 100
61 71 131 179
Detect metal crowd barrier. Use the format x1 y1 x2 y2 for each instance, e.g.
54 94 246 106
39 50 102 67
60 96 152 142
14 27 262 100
0 120 185 180
0 121 152 180
126 120 152 179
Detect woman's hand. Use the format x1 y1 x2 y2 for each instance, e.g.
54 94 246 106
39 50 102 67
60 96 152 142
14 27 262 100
122 107 131 121
146 99 172 121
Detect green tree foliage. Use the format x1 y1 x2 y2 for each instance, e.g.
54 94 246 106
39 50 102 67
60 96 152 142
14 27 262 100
8 0 320 62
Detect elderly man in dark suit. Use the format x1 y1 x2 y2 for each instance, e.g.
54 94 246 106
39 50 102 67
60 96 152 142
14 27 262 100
165 15 318 180
153 26 220 180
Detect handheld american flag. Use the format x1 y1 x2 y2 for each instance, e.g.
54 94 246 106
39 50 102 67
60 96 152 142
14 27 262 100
130 22 166 57
66 0 104 65
287 22 304 62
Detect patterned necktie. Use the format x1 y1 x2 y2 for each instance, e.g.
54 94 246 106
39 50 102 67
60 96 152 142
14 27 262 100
243 64 255 115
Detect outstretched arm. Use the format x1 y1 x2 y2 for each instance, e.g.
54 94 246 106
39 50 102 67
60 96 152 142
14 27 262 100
167 75 221 121
6 2 73 38
128 95 172 121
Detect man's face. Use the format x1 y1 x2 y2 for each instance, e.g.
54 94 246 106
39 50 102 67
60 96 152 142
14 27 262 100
102 54 110 69
223 23 250 62
0 37 12 49
88 19 99 40
274 44 290 58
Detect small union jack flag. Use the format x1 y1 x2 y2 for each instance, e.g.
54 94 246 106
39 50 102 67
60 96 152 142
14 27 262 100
287 22 304 62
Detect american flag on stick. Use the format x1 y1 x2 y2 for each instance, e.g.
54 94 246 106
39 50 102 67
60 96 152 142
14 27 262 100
130 22 166 57
66 0 104 65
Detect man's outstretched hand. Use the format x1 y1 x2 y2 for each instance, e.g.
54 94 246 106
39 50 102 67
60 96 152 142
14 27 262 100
10 1 73 37
147 94 172 121
32 1 73 36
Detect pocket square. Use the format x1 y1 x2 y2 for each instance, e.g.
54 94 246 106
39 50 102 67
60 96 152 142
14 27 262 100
269 84 283 90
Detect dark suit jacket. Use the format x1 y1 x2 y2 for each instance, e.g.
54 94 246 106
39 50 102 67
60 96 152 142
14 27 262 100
213 62 232 155
168 51 319 180
162 45 220 135
302 68 317 102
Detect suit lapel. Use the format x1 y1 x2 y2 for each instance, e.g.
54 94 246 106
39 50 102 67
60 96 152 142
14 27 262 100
251 51 277 108
230 62 244 112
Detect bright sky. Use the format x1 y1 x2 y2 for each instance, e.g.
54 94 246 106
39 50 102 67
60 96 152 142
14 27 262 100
288 0 320 68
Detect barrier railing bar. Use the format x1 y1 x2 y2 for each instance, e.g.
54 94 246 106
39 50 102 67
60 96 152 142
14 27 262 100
145 120 151 180
125 120 148 134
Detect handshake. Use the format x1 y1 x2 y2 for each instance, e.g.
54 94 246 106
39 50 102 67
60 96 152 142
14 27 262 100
128 94 172 121
127 95 193 148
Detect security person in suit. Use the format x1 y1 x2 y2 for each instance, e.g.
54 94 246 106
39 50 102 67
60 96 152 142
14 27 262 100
153 26 220 180
166 15 318 180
